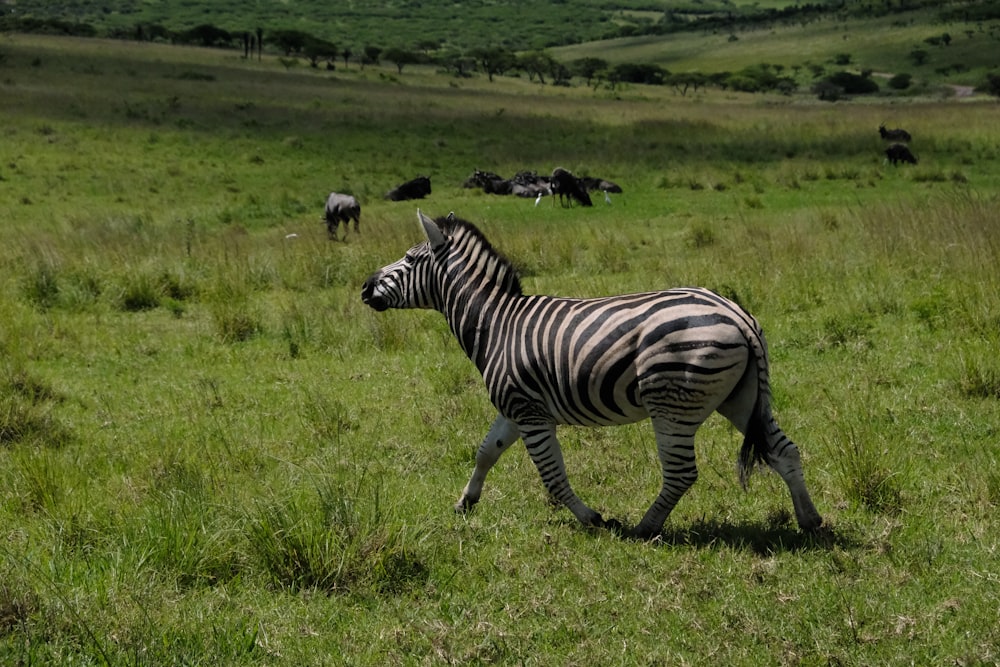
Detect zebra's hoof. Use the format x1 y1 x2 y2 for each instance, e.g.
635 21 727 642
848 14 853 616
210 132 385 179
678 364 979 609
454 496 478 514
600 518 626 536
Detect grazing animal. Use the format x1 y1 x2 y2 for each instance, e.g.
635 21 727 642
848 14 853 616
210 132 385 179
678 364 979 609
385 175 432 201
885 143 917 165
879 123 912 143
323 192 360 240
550 167 593 207
361 211 823 539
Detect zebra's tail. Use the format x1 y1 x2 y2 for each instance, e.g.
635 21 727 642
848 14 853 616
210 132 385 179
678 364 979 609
737 393 770 490
736 324 773 489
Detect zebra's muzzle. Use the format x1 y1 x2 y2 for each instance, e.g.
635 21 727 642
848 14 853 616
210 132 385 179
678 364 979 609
361 273 390 311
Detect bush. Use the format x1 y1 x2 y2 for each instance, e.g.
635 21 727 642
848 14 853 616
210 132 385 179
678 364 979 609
982 73 1000 98
817 71 879 97
888 73 912 90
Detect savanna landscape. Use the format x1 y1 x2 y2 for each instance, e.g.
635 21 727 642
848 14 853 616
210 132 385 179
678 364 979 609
1 1 999 664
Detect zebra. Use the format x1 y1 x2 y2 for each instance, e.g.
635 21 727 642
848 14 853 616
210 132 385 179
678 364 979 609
361 211 823 539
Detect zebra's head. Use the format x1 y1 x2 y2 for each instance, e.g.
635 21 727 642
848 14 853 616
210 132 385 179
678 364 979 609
361 210 449 312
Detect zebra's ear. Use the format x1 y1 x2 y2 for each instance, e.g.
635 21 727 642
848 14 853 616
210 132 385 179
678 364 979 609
418 209 447 249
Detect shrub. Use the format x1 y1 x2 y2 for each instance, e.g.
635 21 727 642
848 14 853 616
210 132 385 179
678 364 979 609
888 73 912 90
825 71 879 95
982 73 1000 97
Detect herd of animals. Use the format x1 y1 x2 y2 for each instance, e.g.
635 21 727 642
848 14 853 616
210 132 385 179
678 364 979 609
324 124 916 239
323 166 620 239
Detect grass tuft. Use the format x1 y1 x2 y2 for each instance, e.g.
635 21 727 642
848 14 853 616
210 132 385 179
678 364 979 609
245 479 427 595
834 426 905 516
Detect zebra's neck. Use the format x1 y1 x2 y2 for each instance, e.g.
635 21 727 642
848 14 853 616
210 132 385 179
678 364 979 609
435 220 523 368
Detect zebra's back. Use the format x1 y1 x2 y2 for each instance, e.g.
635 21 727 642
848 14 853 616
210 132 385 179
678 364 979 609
483 287 761 428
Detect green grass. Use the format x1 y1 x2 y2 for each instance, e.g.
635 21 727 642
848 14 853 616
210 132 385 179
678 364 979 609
553 6 999 89
1 34 999 665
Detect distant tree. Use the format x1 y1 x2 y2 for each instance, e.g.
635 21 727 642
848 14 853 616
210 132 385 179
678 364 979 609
518 51 557 84
363 45 382 67
570 57 608 86
179 24 232 48
342 47 352 69
437 49 475 77
612 62 667 85
256 27 263 60
910 48 930 65
549 60 572 86
303 38 337 68
833 53 852 65
941 32 952 46
667 72 708 96
708 72 731 90
468 46 516 82
270 29 311 56
383 47 419 74
414 39 441 54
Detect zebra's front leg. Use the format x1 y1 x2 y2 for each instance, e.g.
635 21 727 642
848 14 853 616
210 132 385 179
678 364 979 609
521 424 606 529
631 422 700 540
455 414 520 513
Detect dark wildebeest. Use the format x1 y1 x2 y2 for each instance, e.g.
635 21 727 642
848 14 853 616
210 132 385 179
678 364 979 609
550 167 593 207
579 176 623 194
467 169 514 195
510 171 551 198
885 143 917 165
323 192 360 240
385 176 432 201
879 123 912 143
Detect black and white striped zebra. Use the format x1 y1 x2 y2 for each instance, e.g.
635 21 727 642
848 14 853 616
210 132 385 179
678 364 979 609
361 211 823 539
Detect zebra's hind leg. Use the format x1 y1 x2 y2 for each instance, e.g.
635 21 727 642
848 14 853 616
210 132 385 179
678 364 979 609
520 424 607 529
762 421 823 531
455 414 520 513
631 420 700 540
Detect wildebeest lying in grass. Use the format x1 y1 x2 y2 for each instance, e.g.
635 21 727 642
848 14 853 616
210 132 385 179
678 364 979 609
580 176 623 194
323 192 360 240
885 143 918 165
463 169 621 201
879 123 912 143
385 176 432 201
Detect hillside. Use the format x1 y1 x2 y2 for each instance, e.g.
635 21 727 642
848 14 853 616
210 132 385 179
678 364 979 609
6 1 994 53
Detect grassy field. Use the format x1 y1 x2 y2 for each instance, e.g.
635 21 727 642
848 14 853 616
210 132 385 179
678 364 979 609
554 5 1000 88
2 34 999 665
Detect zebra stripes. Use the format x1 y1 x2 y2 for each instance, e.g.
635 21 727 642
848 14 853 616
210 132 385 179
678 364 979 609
362 211 822 539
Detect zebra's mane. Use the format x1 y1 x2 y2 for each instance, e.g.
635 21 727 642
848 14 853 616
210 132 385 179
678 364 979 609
436 215 524 297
